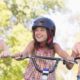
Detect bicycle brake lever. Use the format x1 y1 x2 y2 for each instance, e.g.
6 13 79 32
63 59 78 65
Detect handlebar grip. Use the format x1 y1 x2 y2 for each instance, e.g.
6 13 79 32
75 57 80 60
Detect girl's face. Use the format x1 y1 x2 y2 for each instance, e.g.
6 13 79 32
34 27 47 43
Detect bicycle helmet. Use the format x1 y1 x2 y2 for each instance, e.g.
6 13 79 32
32 17 55 34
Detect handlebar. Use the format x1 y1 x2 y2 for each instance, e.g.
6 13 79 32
30 56 65 73
0 55 65 73
25 56 80 73
17 56 80 73
1 55 80 73
74 57 80 61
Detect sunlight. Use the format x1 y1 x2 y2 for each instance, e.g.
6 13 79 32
66 0 80 14
51 0 80 49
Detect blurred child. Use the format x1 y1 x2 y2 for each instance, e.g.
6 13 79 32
0 38 9 58
66 42 80 80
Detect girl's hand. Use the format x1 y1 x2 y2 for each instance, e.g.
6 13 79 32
12 53 24 60
0 51 10 58
65 56 74 70
66 56 74 63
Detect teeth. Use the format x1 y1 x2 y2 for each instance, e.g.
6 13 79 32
36 36 42 38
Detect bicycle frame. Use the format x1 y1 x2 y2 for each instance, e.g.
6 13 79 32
26 56 65 80
1 55 80 80
22 56 79 80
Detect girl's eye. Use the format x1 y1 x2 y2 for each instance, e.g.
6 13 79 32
35 27 46 32
35 29 39 32
41 28 46 31
35 29 44 31
41 29 44 31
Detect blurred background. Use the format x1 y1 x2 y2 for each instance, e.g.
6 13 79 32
0 0 80 80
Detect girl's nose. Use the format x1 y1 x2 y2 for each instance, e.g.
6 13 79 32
36 30 41 34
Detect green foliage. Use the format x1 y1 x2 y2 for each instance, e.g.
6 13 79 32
0 2 12 27
7 23 32 53
0 58 28 80
2 0 65 23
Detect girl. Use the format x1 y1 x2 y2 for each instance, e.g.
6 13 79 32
0 17 73 80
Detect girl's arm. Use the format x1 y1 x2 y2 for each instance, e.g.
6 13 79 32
73 42 80 54
54 43 71 59
13 40 34 60
53 43 74 69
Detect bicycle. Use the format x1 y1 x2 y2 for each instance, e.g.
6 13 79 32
12 55 76 80
0 55 80 80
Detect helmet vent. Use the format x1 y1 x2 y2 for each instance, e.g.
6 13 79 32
38 21 44 26
40 21 44 23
